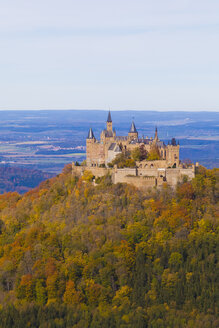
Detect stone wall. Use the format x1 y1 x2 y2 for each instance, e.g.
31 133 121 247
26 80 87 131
165 167 195 186
137 160 168 169
72 162 195 189
72 164 110 178
114 175 156 189
112 168 136 184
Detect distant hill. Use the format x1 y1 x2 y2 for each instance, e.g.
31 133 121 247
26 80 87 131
0 166 54 193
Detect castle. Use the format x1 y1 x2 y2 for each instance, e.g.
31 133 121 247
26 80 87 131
73 112 196 189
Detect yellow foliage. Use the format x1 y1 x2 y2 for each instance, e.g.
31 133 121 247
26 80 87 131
63 280 83 304
82 170 94 182
75 189 80 199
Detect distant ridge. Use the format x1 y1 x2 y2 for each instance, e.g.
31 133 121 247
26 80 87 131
0 166 54 194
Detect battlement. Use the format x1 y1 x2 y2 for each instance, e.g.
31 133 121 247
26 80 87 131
72 162 196 190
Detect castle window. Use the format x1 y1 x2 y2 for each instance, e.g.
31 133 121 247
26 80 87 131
150 164 154 168
144 164 148 168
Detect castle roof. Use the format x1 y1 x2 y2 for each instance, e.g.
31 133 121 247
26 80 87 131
108 143 121 152
103 129 113 137
138 138 150 145
107 110 112 122
156 141 165 147
108 143 116 150
129 121 137 133
115 136 128 141
87 128 95 139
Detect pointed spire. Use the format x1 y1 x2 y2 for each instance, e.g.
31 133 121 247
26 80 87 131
87 128 95 139
154 126 158 140
107 110 112 122
171 138 176 146
129 121 137 133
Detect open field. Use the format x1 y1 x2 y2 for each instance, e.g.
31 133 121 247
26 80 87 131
0 110 218 173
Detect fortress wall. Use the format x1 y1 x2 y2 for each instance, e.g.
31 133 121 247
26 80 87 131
179 168 195 180
72 164 109 178
137 160 168 169
113 173 156 189
138 168 159 177
88 167 110 177
72 163 195 189
165 169 180 186
72 165 84 176
112 168 137 184
165 167 195 186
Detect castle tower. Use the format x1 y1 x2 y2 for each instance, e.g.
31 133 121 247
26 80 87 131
107 110 112 132
128 121 138 140
154 127 158 141
166 138 180 167
152 127 159 145
86 128 96 166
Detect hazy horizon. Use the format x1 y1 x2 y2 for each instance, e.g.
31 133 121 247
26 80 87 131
0 108 218 113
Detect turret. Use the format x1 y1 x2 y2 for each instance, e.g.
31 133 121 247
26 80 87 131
107 110 112 132
87 128 95 140
128 121 138 140
166 137 180 167
154 127 158 141
86 128 95 167
152 127 159 146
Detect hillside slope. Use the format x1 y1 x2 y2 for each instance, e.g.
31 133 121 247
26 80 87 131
0 164 218 327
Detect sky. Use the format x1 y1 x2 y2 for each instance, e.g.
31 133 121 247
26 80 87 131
0 0 219 111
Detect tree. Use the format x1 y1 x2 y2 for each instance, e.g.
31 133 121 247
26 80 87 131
36 279 47 305
147 145 160 161
82 170 94 182
63 280 83 304
108 152 136 168
132 145 148 161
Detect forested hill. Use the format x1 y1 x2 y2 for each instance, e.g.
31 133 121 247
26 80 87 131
0 166 54 194
0 165 218 328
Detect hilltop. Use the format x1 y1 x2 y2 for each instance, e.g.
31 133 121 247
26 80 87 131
0 164 218 327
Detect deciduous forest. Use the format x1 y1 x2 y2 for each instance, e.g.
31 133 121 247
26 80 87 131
0 165 218 327
0 167 54 194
